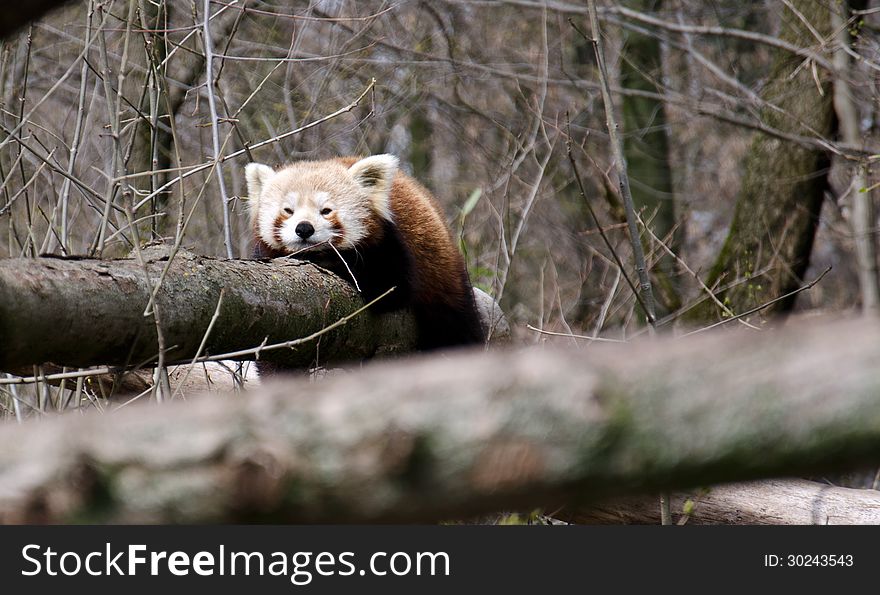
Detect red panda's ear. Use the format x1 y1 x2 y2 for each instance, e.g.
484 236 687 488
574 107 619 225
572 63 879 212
245 163 274 224
348 154 398 221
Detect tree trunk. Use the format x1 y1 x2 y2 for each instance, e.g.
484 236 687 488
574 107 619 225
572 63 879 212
134 0 175 242
3 317 880 523
833 1 878 313
620 0 680 312
687 1 834 323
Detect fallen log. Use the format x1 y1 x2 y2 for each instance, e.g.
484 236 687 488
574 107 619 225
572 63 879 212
0 247 507 375
574 479 880 525
0 247 416 370
1 317 880 523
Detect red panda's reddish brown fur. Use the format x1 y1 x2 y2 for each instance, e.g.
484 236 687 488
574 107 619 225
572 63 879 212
335 157 474 316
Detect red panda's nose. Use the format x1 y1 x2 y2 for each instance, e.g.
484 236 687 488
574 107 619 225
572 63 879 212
295 222 315 239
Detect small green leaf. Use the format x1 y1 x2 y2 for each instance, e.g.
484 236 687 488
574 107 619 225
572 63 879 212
682 499 695 515
461 188 483 216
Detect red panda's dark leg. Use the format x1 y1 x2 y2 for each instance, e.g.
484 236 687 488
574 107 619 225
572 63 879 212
412 290 486 350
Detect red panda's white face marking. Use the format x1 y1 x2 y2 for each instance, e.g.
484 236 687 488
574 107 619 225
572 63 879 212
271 190 339 248
245 155 398 253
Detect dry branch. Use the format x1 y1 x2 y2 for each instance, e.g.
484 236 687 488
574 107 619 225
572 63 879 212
578 4 658 326
574 479 880 525
2 317 880 523
0 246 416 370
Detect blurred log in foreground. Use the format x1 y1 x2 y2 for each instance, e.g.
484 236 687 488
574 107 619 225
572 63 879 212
2 317 880 523
576 479 880 525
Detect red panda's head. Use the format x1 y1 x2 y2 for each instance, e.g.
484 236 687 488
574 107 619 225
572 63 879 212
245 155 398 253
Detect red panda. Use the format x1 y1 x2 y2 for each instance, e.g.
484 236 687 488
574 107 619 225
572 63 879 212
244 154 485 357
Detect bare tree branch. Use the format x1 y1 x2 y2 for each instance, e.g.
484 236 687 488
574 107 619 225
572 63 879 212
574 7 658 327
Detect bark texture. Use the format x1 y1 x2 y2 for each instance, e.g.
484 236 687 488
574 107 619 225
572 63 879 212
575 479 880 525
0 246 416 370
688 0 834 323
2 317 880 523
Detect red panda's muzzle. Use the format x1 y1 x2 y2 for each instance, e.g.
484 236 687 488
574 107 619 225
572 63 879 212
294 221 315 239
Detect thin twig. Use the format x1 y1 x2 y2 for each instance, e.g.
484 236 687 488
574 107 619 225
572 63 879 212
129 78 376 211
444 1 835 71
526 325 626 343
327 242 361 292
57 0 94 255
0 367 116 386
564 117 647 321
0 9 110 157
170 288 227 400
683 267 833 337
202 0 234 259
635 211 758 331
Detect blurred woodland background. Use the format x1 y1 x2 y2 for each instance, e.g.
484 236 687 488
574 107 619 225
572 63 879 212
0 0 879 391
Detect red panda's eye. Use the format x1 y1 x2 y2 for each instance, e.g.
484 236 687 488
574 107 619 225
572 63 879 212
320 208 332 216
283 207 294 215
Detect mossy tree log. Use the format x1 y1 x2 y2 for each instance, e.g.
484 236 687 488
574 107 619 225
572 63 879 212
2 318 880 522
0 246 416 371
687 0 834 323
